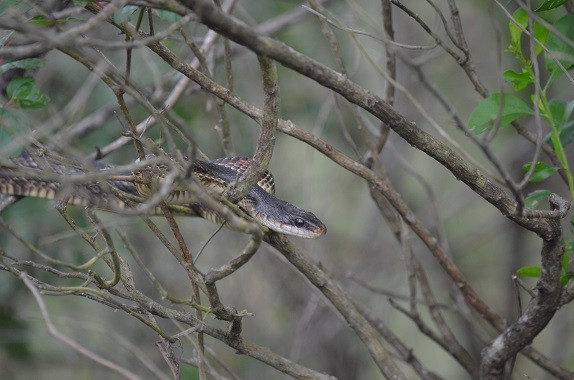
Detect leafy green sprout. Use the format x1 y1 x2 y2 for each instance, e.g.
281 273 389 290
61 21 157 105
467 3 574 284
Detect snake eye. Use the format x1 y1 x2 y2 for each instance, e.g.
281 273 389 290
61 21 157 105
293 218 305 228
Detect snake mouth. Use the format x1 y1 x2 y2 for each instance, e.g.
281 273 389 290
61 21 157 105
281 225 326 239
312 225 327 239
256 213 326 239
282 222 327 239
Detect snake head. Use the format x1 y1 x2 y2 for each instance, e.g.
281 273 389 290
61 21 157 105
257 197 327 239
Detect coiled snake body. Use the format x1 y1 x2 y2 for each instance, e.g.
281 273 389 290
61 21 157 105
0 150 326 239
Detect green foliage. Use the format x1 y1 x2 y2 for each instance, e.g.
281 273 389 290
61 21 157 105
546 121 574 149
468 4 574 206
0 108 31 139
6 77 50 110
517 250 574 285
0 58 46 72
503 69 532 91
544 14 574 77
468 93 533 134
508 9 548 58
156 10 182 23
536 0 570 11
548 99 574 129
516 266 541 278
522 161 558 182
473 3 574 278
28 15 82 26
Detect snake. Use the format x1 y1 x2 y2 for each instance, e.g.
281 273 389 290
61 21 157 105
0 150 327 239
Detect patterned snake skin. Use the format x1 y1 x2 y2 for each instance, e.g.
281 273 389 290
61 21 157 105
0 150 326 239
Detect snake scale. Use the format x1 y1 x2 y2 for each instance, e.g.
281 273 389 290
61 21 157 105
0 150 326 239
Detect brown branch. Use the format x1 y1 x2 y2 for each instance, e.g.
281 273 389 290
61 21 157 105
480 194 567 378
225 56 278 203
181 0 554 238
6 260 333 380
132 24 508 332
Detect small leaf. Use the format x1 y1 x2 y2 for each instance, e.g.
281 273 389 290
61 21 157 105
6 77 50 110
545 121 574 148
536 0 570 11
522 162 559 182
28 15 82 26
570 216 574 235
0 108 32 138
156 10 181 23
509 9 528 50
503 69 532 91
545 14 574 75
7 78 34 98
508 9 549 56
0 58 46 72
468 93 534 134
560 274 574 286
533 23 550 57
524 190 551 209
517 266 541 278
548 99 574 130
29 15 53 26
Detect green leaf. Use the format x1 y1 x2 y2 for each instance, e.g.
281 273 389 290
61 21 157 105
560 274 574 285
570 216 574 235
509 9 528 50
156 10 181 23
29 15 53 26
508 9 549 56
6 77 50 110
536 0 570 11
468 93 534 134
503 69 532 91
524 190 551 209
562 250 570 271
0 107 32 137
545 14 574 75
517 266 541 278
0 58 46 72
28 15 83 26
548 99 574 130
546 120 574 148
533 23 550 57
522 162 559 182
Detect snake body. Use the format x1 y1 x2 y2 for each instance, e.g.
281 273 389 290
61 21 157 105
0 150 326 239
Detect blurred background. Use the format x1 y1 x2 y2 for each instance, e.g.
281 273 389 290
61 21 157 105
0 0 573 379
